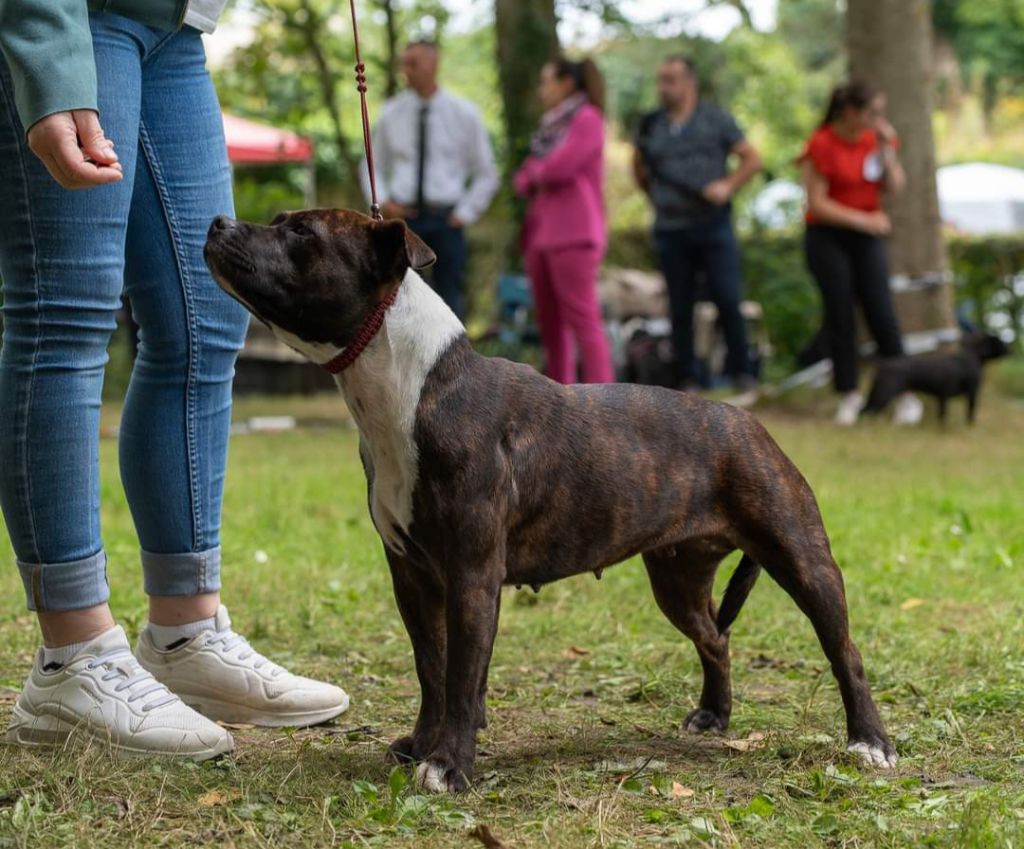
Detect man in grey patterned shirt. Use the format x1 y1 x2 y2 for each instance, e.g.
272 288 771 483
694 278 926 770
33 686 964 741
634 56 762 393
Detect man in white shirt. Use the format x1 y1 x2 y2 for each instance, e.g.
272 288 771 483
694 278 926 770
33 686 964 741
364 41 499 319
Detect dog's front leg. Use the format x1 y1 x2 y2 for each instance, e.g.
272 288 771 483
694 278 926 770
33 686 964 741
415 538 504 794
385 549 446 764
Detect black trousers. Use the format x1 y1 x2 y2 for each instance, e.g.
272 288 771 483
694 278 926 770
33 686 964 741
654 215 753 386
804 224 904 393
406 208 467 320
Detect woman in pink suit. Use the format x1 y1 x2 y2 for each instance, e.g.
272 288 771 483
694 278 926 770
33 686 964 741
514 58 615 384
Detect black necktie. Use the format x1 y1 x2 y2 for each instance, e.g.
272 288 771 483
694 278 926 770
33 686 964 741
416 103 429 211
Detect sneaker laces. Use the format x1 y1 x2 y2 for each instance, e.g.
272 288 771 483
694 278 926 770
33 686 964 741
205 630 286 678
86 648 179 712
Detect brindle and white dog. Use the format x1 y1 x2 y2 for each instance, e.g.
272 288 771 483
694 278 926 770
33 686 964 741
204 209 897 793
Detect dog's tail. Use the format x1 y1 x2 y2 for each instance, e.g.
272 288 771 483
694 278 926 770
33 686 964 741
717 554 762 633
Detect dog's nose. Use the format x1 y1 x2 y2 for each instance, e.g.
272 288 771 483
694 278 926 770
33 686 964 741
210 215 236 232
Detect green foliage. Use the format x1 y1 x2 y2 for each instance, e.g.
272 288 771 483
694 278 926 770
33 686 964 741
776 0 845 74
232 169 308 226
949 235 1024 346
710 28 824 183
933 0 1024 114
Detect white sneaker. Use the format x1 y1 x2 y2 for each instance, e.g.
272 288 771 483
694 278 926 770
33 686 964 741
835 391 864 426
5 626 233 760
892 392 924 426
136 605 350 728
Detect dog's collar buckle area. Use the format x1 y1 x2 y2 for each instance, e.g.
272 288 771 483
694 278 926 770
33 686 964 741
321 286 401 375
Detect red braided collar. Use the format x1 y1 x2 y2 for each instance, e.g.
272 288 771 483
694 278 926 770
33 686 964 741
321 286 401 375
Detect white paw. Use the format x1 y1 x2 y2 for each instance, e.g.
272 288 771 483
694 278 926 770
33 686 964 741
414 761 451 794
848 741 898 769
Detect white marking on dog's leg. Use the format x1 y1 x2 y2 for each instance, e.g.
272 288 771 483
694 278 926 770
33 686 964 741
848 741 898 769
415 761 451 794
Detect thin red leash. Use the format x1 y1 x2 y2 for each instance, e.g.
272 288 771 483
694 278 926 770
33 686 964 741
322 1 395 375
349 0 382 222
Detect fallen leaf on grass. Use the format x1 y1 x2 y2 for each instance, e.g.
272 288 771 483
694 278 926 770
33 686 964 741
467 824 514 848
723 731 767 752
900 598 925 610
197 791 231 808
671 781 695 799
562 646 590 659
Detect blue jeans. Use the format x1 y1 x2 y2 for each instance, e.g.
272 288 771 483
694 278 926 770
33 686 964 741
654 214 753 386
406 209 467 320
0 14 249 612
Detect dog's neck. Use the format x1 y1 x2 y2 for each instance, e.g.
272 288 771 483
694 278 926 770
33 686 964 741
330 270 464 552
333 269 464 404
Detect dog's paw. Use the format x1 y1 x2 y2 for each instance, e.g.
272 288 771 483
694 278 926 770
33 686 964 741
387 736 424 764
684 708 728 734
414 759 470 794
848 739 898 769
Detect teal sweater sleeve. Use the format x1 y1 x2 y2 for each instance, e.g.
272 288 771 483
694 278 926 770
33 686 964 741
0 0 98 133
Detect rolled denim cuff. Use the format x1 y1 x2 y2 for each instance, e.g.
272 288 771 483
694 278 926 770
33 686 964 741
141 546 221 597
17 550 109 612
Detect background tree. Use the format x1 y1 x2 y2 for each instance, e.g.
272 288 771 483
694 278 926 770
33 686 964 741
847 0 957 341
933 0 1024 126
494 0 559 179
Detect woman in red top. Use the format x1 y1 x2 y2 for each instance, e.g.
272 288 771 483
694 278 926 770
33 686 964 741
799 81 920 425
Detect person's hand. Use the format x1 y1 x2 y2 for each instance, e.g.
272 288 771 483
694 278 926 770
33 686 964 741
381 201 414 220
447 214 465 229
27 110 122 190
874 116 898 146
859 210 892 237
702 178 733 206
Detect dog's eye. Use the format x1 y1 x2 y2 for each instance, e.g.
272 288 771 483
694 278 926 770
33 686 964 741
288 223 315 239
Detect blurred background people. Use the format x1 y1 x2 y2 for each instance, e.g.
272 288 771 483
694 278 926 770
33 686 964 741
514 58 614 384
365 40 498 319
799 80 922 426
634 55 762 396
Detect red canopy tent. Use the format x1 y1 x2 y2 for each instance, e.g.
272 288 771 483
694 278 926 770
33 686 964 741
222 113 314 165
221 112 316 204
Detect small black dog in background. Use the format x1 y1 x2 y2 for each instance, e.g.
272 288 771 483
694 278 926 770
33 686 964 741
862 331 1009 424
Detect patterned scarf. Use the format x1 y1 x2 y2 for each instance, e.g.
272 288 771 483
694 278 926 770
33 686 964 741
529 92 589 158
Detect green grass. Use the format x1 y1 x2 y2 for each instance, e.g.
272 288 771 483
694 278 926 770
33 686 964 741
2 372 1024 848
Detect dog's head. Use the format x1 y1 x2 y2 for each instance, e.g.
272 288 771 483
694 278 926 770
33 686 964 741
962 331 1010 362
203 209 435 357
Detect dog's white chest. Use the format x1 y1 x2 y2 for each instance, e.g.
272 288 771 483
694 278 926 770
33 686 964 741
336 271 463 554
354 418 417 554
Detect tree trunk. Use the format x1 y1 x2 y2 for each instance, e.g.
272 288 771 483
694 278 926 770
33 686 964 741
847 0 958 347
494 0 559 177
494 0 559 268
374 0 400 97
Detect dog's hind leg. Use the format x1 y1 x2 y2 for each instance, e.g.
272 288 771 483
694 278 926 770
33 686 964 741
644 548 732 733
753 538 896 767
385 549 447 765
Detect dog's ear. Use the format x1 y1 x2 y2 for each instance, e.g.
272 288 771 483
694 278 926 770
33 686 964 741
372 219 437 281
